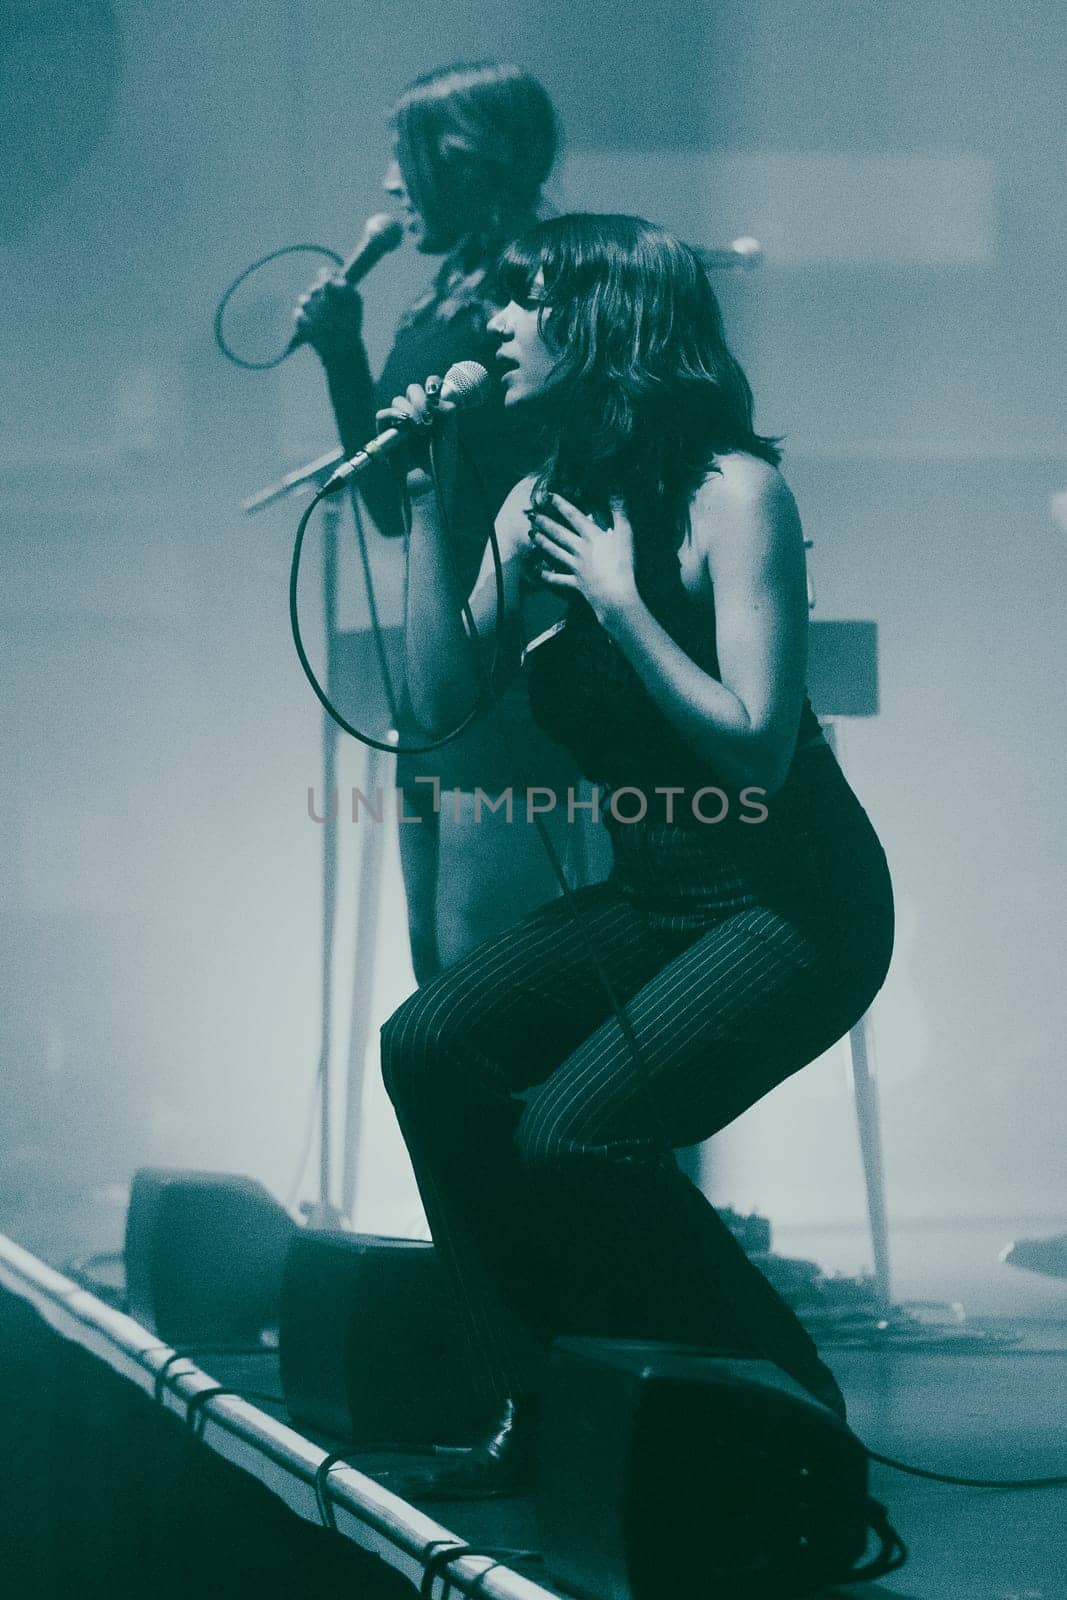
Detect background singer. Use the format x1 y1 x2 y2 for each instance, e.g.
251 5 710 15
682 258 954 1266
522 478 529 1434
294 61 578 983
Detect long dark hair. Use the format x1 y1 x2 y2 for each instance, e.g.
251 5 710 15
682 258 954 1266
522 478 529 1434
496 214 780 602
391 62 560 319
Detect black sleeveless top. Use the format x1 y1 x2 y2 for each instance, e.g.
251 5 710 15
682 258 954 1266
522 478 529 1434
524 569 824 806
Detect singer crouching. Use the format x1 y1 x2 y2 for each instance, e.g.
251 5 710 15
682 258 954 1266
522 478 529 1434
376 213 894 1499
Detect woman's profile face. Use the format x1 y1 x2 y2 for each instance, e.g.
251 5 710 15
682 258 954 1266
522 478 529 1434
382 138 467 256
382 149 425 244
487 268 559 405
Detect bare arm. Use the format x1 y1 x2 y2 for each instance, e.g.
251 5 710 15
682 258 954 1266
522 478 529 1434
529 456 809 793
400 435 534 732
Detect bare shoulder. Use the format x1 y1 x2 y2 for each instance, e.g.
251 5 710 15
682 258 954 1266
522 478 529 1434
691 453 803 574
694 452 798 522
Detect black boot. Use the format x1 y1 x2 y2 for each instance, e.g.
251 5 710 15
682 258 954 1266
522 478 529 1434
374 1396 536 1502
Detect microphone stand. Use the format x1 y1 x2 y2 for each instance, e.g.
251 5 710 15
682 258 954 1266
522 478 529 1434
803 547 892 1313
243 451 352 1231
240 448 344 515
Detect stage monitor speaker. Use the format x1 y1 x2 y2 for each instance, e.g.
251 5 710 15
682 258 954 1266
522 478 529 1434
124 1168 296 1345
279 1230 485 1445
538 1340 871 1600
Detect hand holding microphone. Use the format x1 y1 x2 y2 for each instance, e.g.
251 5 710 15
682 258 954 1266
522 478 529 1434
321 361 491 494
372 376 444 499
290 212 403 356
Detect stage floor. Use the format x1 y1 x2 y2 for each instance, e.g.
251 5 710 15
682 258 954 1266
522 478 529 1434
2 1235 1063 1599
150 1317 1067 1599
345 1327 1067 1600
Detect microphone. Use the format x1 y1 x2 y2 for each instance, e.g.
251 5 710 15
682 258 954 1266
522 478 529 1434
287 211 404 353
695 236 763 270
320 361 491 494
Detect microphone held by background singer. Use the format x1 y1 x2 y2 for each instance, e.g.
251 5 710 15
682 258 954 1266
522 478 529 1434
287 212 404 354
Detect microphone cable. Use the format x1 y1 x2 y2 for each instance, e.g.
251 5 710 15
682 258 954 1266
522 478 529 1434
865 1447 1067 1492
214 243 343 371
347 485 404 732
288 463 507 757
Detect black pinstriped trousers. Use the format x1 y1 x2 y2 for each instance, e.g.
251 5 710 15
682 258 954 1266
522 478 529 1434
381 745 894 1415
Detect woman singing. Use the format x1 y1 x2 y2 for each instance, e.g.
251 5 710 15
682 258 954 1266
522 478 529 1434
375 214 894 1498
294 62 577 983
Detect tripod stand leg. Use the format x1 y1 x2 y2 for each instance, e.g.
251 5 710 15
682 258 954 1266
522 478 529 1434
303 712 347 1228
340 744 390 1221
819 719 893 1311
847 1011 892 1311
306 499 347 1230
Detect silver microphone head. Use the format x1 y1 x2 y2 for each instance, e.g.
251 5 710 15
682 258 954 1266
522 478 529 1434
695 236 763 271
730 235 762 263
440 360 492 410
364 211 404 247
